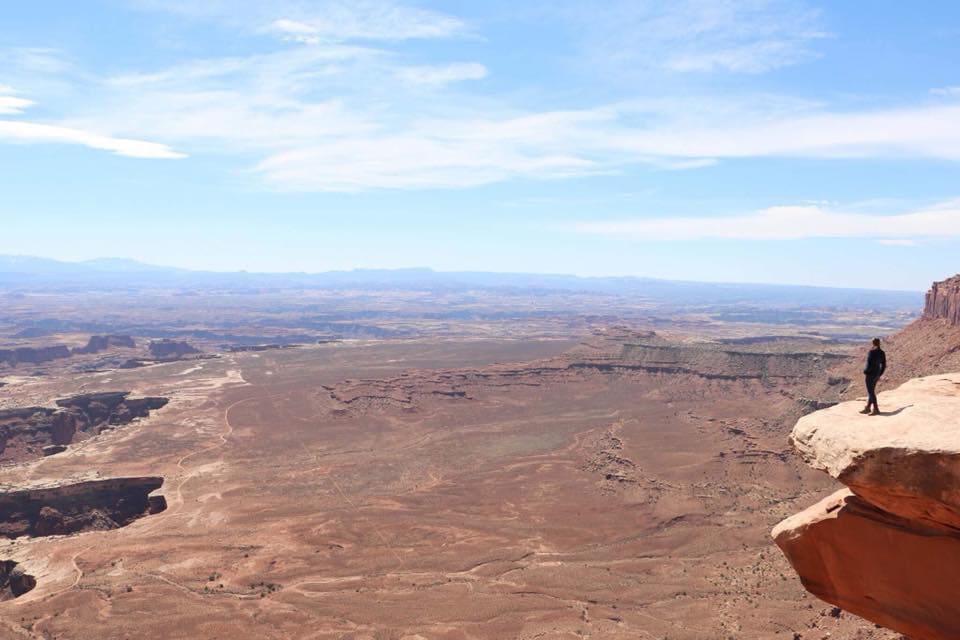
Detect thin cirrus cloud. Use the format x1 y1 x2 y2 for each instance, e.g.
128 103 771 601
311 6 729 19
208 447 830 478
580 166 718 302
0 81 185 159
562 0 827 75
571 203 960 241
0 92 33 115
8 1 960 189
138 0 467 42
395 63 488 86
0 120 186 159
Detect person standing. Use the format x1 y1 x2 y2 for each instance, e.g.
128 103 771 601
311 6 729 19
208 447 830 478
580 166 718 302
860 338 887 416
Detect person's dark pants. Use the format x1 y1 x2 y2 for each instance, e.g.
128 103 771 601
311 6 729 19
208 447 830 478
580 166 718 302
865 374 880 411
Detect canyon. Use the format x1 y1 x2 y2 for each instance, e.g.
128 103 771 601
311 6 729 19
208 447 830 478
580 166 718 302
0 270 935 639
0 392 168 463
0 477 166 539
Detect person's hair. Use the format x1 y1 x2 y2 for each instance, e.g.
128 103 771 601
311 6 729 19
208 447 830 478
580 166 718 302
872 337 881 347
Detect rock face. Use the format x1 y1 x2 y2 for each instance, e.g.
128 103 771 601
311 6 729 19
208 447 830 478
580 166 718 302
0 392 168 462
0 477 166 539
0 560 36 600
773 372 960 640
0 345 71 367
924 274 960 325
72 334 136 354
148 339 200 359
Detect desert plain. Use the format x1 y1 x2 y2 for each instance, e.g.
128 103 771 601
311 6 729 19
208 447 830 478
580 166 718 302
0 273 918 639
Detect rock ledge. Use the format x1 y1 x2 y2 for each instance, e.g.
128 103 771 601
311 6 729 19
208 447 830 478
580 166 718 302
774 372 960 640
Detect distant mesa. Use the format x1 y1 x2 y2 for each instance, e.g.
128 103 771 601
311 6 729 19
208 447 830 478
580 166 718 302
72 334 136 355
0 345 71 368
148 339 201 360
924 273 960 325
0 334 136 368
0 391 169 463
774 373 960 640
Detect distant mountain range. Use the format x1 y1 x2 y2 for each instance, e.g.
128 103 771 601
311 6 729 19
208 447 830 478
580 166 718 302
0 254 924 310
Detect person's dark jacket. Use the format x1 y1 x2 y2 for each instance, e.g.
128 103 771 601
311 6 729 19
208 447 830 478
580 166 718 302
864 347 887 377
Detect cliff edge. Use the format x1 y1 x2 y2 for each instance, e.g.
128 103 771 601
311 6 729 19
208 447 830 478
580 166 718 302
773 372 960 640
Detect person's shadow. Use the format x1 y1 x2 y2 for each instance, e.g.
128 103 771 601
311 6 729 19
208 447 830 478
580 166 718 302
875 404 913 417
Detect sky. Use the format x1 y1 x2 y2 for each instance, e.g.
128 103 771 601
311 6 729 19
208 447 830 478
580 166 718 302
3 1 960 290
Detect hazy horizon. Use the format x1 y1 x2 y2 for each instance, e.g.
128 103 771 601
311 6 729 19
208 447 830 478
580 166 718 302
4 2 960 289
0 252 932 293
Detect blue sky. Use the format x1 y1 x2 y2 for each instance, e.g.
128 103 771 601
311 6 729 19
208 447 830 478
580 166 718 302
3 1 960 290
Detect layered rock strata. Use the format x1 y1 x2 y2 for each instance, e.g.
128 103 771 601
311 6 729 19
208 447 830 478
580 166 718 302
72 334 136 354
0 392 168 462
924 274 960 325
0 477 166 539
0 345 71 367
773 372 960 640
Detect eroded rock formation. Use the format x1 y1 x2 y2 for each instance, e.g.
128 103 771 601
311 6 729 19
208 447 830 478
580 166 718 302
0 345 71 367
72 334 136 354
148 339 201 360
322 330 850 416
0 560 36 600
0 477 166 539
0 392 168 462
924 274 960 325
773 372 960 640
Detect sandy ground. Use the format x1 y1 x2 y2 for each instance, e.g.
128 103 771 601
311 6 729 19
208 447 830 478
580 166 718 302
0 338 900 639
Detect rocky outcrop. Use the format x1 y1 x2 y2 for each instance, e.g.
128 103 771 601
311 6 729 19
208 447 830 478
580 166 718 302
0 345 71 367
0 477 166 539
773 372 960 640
924 274 960 325
0 392 168 463
72 334 136 354
0 560 36 600
323 331 849 416
148 339 200 360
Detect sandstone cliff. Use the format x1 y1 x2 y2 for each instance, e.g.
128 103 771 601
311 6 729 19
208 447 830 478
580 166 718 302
0 477 166 539
924 274 960 325
0 391 168 462
72 334 136 354
836 275 960 397
773 372 960 640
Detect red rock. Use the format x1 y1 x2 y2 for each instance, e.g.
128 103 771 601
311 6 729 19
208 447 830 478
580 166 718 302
774 373 960 640
924 274 960 325
774 489 960 640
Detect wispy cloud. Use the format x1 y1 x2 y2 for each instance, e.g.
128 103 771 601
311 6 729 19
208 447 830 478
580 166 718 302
7 1 960 189
0 120 186 159
931 86 960 97
0 80 185 159
395 63 487 86
0 86 33 115
572 202 960 241
561 0 826 75
139 0 466 42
